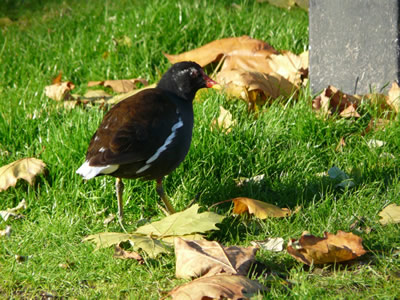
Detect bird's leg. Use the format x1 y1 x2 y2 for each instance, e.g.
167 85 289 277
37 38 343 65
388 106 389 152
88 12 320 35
116 177 124 221
156 178 176 215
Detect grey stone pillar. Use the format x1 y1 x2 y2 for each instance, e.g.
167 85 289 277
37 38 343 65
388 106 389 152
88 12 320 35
309 0 400 94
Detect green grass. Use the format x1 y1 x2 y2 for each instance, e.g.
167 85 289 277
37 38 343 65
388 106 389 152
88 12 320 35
1 0 399 299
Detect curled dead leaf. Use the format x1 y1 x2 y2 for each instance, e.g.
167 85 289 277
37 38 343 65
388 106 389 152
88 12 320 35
114 245 144 264
312 86 361 118
0 158 46 192
232 197 292 219
167 275 267 300
164 35 277 67
287 231 366 265
175 238 258 279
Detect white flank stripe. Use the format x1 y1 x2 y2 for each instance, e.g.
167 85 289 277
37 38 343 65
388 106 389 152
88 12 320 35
76 160 119 179
136 164 151 174
99 147 106 152
146 117 183 164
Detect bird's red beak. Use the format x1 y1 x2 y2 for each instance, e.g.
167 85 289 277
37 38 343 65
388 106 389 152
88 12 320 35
201 70 221 89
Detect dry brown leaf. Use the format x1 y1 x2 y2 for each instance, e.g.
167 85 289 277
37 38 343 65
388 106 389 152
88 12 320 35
378 204 400 225
167 275 267 300
232 197 291 219
52 72 63 84
87 78 149 93
387 82 400 113
216 69 297 106
164 35 277 67
175 238 258 279
44 81 75 101
211 106 237 134
287 231 366 265
0 226 11 237
114 245 144 264
312 86 361 117
363 118 390 135
0 158 46 192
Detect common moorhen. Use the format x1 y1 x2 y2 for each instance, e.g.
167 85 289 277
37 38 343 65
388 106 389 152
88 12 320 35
76 61 218 220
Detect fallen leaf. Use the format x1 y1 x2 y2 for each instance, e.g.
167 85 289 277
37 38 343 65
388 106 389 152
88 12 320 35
0 158 46 192
367 139 386 148
236 174 265 187
287 231 366 265
52 72 63 84
106 83 157 105
216 69 297 109
103 213 115 226
0 199 26 221
232 197 292 219
84 89 112 98
87 78 148 93
113 35 132 47
0 226 12 237
135 204 224 237
211 106 237 134
251 237 285 252
328 166 355 188
0 17 13 27
44 81 75 101
387 82 400 113
378 204 400 225
175 238 258 279
114 245 144 264
363 118 390 134
312 86 361 118
164 35 278 67
84 205 224 258
83 232 171 258
167 275 267 300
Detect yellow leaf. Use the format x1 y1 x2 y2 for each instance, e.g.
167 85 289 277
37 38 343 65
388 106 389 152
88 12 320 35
0 158 46 192
379 204 400 225
232 197 291 219
387 82 400 113
211 106 237 134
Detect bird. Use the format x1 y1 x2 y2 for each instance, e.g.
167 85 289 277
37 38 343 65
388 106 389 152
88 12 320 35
76 61 219 222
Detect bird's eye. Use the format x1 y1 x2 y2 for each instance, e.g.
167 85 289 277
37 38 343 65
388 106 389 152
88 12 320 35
189 68 199 78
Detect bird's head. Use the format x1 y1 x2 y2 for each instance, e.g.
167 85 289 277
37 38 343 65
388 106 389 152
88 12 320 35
157 61 219 101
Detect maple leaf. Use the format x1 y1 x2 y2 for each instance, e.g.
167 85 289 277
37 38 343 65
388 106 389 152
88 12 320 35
164 36 277 68
175 238 258 279
287 231 366 265
83 205 224 258
87 78 148 93
167 275 267 300
231 197 293 219
0 158 46 192
378 204 400 225
135 204 224 237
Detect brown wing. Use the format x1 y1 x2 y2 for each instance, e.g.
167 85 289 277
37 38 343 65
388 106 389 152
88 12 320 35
85 88 179 166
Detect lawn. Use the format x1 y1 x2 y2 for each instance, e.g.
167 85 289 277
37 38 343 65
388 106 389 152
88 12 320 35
1 0 399 299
